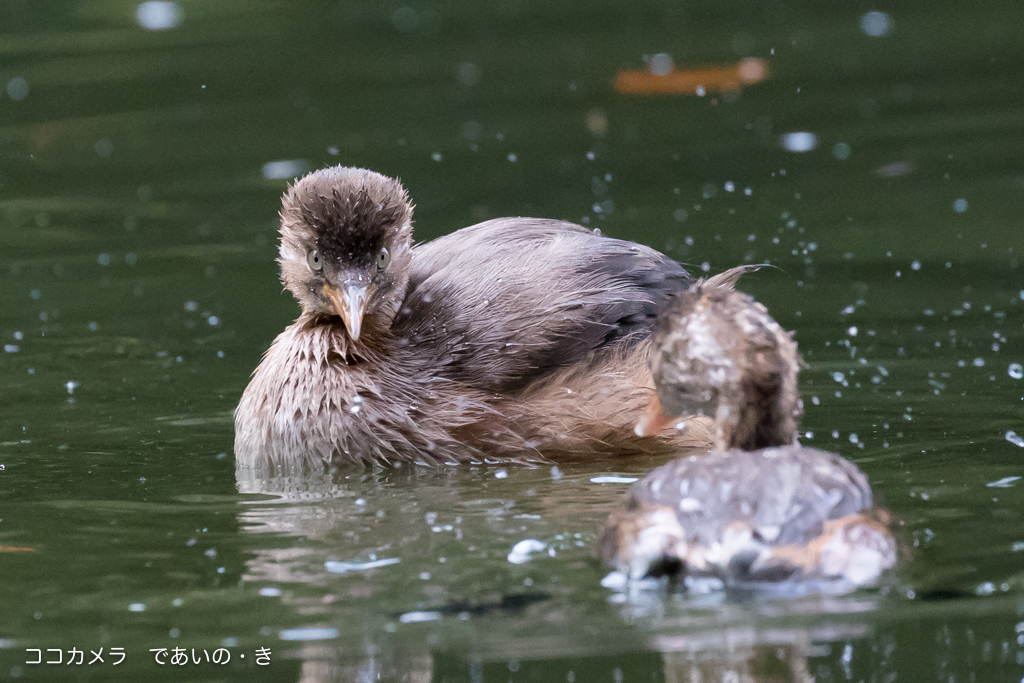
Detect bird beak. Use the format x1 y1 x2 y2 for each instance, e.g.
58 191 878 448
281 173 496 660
634 395 677 437
325 283 369 341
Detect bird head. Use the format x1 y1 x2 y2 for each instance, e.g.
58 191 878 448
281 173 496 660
278 166 414 341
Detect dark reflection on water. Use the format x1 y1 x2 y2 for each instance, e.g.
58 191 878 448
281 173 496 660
2 0 1024 680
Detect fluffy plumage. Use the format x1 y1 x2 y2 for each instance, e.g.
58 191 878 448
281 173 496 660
599 269 896 590
235 166 713 470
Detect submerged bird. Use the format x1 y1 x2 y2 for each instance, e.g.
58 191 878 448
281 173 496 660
598 268 896 591
234 165 712 469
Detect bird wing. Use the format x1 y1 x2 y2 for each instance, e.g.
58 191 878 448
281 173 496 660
391 218 688 394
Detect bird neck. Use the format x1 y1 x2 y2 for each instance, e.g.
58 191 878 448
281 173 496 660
298 311 393 360
715 383 798 452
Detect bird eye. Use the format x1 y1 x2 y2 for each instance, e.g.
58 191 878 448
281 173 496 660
377 247 391 271
307 250 323 272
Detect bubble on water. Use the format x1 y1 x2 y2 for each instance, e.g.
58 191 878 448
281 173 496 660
6 77 29 101
860 11 892 37
601 571 628 590
207 316 219 326
973 357 985 367
508 539 547 564
136 1 181 30
1008 363 1023 379
279 627 340 640
849 433 859 444
507 153 518 163
97 253 111 266
781 132 817 153
953 198 968 213
724 181 735 193
1006 431 1024 448
649 53 674 76
14 331 23 340
832 372 846 383
397 612 440 624
911 260 921 270
847 326 858 336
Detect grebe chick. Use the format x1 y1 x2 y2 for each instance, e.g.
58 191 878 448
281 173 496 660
598 267 896 590
234 166 714 470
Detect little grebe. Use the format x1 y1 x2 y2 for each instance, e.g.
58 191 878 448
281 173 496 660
598 267 896 590
234 166 713 469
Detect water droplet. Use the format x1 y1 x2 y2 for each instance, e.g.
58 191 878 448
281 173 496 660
135 1 181 30
860 11 892 37
6 77 29 101
262 159 307 179
649 53 674 76
780 132 818 153
832 142 851 160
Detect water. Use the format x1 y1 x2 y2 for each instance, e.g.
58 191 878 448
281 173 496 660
2 1 1024 680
